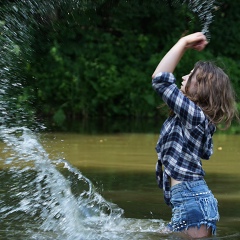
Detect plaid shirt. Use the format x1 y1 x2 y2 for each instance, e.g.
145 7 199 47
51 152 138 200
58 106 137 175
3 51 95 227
152 72 216 206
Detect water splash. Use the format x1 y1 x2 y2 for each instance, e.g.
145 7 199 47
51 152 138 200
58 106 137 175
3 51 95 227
168 0 217 39
0 0 217 239
186 0 216 39
0 126 126 239
0 133 167 239
0 2 168 237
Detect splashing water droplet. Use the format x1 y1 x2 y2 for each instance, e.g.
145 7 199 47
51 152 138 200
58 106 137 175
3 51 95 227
0 0 217 238
184 0 216 39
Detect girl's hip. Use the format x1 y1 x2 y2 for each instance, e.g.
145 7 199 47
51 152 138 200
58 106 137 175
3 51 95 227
169 179 219 234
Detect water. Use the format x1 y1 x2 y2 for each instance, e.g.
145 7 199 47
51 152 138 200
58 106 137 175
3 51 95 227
1 132 240 239
164 0 216 39
185 0 216 39
0 128 169 239
0 0 225 239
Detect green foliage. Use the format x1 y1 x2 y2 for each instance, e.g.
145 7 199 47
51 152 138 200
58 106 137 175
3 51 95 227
1 0 240 129
210 0 240 60
27 0 196 122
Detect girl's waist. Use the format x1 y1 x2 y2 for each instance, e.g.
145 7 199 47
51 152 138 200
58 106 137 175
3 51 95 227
170 178 206 193
171 177 182 187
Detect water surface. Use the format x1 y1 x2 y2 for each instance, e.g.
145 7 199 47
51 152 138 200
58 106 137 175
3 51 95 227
42 132 240 238
1 131 240 239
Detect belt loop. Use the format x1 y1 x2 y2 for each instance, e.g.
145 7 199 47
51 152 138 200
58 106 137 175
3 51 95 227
185 181 192 191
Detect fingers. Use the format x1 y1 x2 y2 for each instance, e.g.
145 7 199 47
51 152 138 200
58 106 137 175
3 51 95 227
193 42 207 51
183 32 208 51
189 32 207 43
193 37 208 51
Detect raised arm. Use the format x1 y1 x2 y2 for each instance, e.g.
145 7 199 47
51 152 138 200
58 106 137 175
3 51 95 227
152 32 208 78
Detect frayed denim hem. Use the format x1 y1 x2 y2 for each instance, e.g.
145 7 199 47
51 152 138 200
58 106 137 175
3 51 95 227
168 220 218 235
169 180 220 236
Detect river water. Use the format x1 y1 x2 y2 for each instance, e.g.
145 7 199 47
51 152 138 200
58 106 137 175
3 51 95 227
47 131 240 237
1 129 239 239
0 0 239 239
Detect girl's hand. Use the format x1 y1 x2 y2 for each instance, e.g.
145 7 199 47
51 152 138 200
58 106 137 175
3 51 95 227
152 32 208 76
181 32 208 51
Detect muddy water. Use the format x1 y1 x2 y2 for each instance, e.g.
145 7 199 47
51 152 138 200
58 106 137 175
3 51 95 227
42 132 240 238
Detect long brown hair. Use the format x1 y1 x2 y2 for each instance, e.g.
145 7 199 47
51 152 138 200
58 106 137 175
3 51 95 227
185 61 239 129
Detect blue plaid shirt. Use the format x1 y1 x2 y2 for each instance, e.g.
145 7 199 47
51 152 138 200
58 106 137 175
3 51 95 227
152 72 216 206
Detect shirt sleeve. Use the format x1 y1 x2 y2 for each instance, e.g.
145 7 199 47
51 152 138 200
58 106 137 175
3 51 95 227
152 72 206 129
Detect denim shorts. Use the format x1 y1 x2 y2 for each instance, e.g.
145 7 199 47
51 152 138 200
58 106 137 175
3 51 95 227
168 179 219 235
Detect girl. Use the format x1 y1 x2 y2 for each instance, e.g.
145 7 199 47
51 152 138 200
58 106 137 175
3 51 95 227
152 32 238 238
